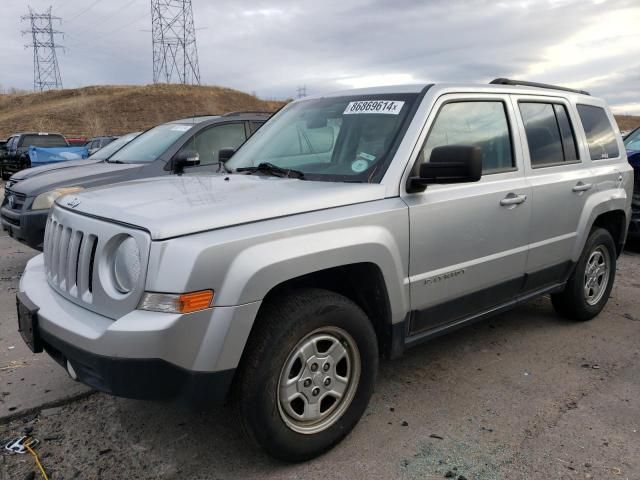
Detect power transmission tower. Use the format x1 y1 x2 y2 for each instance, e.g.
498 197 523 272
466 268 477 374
151 0 201 85
21 7 64 92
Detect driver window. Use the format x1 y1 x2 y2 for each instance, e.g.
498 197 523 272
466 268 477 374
419 101 514 174
179 123 247 166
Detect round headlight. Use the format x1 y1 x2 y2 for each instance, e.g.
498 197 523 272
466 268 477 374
112 236 141 294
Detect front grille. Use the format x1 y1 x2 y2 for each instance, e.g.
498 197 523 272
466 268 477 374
43 205 151 320
44 217 98 303
2 189 26 211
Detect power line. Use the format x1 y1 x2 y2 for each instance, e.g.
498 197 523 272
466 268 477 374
65 10 149 49
66 0 102 22
151 0 201 85
21 6 64 91
70 0 140 39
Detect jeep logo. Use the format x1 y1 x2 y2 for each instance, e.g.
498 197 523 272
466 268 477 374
66 196 81 208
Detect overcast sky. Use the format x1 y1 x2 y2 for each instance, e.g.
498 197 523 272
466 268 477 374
2 0 639 114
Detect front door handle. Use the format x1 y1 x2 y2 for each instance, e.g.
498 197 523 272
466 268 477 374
500 193 527 207
572 181 593 193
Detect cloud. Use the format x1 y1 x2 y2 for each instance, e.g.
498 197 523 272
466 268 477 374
0 0 637 111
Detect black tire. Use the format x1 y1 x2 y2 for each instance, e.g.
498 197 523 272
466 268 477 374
552 228 617 321
234 288 378 462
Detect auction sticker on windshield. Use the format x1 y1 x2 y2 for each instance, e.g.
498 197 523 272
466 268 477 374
344 100 405 115
343 100 404 115
171 125 192 132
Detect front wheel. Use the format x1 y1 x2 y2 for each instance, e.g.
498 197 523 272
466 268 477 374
552 228 617 321
235 288 378 462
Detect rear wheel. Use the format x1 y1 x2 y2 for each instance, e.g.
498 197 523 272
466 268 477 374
552 228 616 321
235 288 378 462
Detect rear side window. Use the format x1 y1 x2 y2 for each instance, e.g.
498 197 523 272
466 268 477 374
519 102 578 167
421 101 514 173
576 104 619 160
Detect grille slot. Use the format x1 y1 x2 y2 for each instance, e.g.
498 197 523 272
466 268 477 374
44 218 97 303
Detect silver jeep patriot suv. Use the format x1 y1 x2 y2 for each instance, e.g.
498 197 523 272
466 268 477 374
17 79 633 461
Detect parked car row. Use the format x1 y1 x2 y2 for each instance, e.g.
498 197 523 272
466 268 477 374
8 80 636 461
0 133 131 180
0 132 70 179
2 112 270 249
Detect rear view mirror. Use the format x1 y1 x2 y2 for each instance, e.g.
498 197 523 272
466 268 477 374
218 148 235 163
408 145 482 192
172 149 200 175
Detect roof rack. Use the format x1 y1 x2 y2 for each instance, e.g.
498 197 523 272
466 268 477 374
489 78 590 96
221 111 272 117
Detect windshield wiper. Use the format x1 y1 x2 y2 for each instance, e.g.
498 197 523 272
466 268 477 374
236 162 305 179
107 159 126 164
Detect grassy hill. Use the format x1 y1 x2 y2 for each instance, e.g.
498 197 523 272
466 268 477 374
0 84 637 138
0 84 284 138
615 115 640 132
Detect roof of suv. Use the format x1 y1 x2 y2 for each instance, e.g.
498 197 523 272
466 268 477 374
312 79 596 101
168 111 273 125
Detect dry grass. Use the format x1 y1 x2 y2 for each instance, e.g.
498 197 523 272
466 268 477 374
0 84 284 138
614 115 640 132
0 84 637 138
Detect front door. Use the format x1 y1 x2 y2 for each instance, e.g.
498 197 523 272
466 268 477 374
403 94 531 335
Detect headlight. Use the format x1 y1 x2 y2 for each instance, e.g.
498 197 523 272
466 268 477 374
112 236 141 294
32 186 84 210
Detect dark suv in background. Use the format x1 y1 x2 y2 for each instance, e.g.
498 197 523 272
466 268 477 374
624 127 640 240
1 112 270 250
86 136 118 156
0 132 69 179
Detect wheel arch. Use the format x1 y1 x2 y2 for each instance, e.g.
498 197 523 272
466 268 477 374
258 263 396 358
573 190 629 261
591 209 627 257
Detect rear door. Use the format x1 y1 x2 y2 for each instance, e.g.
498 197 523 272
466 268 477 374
512 95 593 292
403 93 531 335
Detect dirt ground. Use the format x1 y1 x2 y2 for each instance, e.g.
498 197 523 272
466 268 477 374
1 237 639 479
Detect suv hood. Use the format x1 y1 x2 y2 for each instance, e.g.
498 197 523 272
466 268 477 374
12 162 143 196
10 158 103 182
58 174 387 240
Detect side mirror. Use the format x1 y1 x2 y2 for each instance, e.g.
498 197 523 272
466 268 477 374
218 148 235 164
408 145 482 192
172 150 200 175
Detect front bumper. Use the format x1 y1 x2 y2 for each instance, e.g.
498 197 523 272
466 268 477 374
19 254 262 405
0 205 48 250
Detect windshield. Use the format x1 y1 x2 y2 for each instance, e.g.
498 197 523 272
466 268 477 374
109 123 193 163
226 93 418 182
624 128 640 151
92 132 141 160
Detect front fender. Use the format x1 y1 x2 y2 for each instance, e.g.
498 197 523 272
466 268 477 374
221 225 409 322
146 200 410 323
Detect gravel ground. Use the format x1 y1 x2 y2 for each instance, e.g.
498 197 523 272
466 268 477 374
1 236 639 479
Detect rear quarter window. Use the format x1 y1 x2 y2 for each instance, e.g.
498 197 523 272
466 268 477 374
576 104 619 160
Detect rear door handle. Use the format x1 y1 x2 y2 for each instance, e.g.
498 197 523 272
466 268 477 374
572 182 592 193
500 193 527 207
